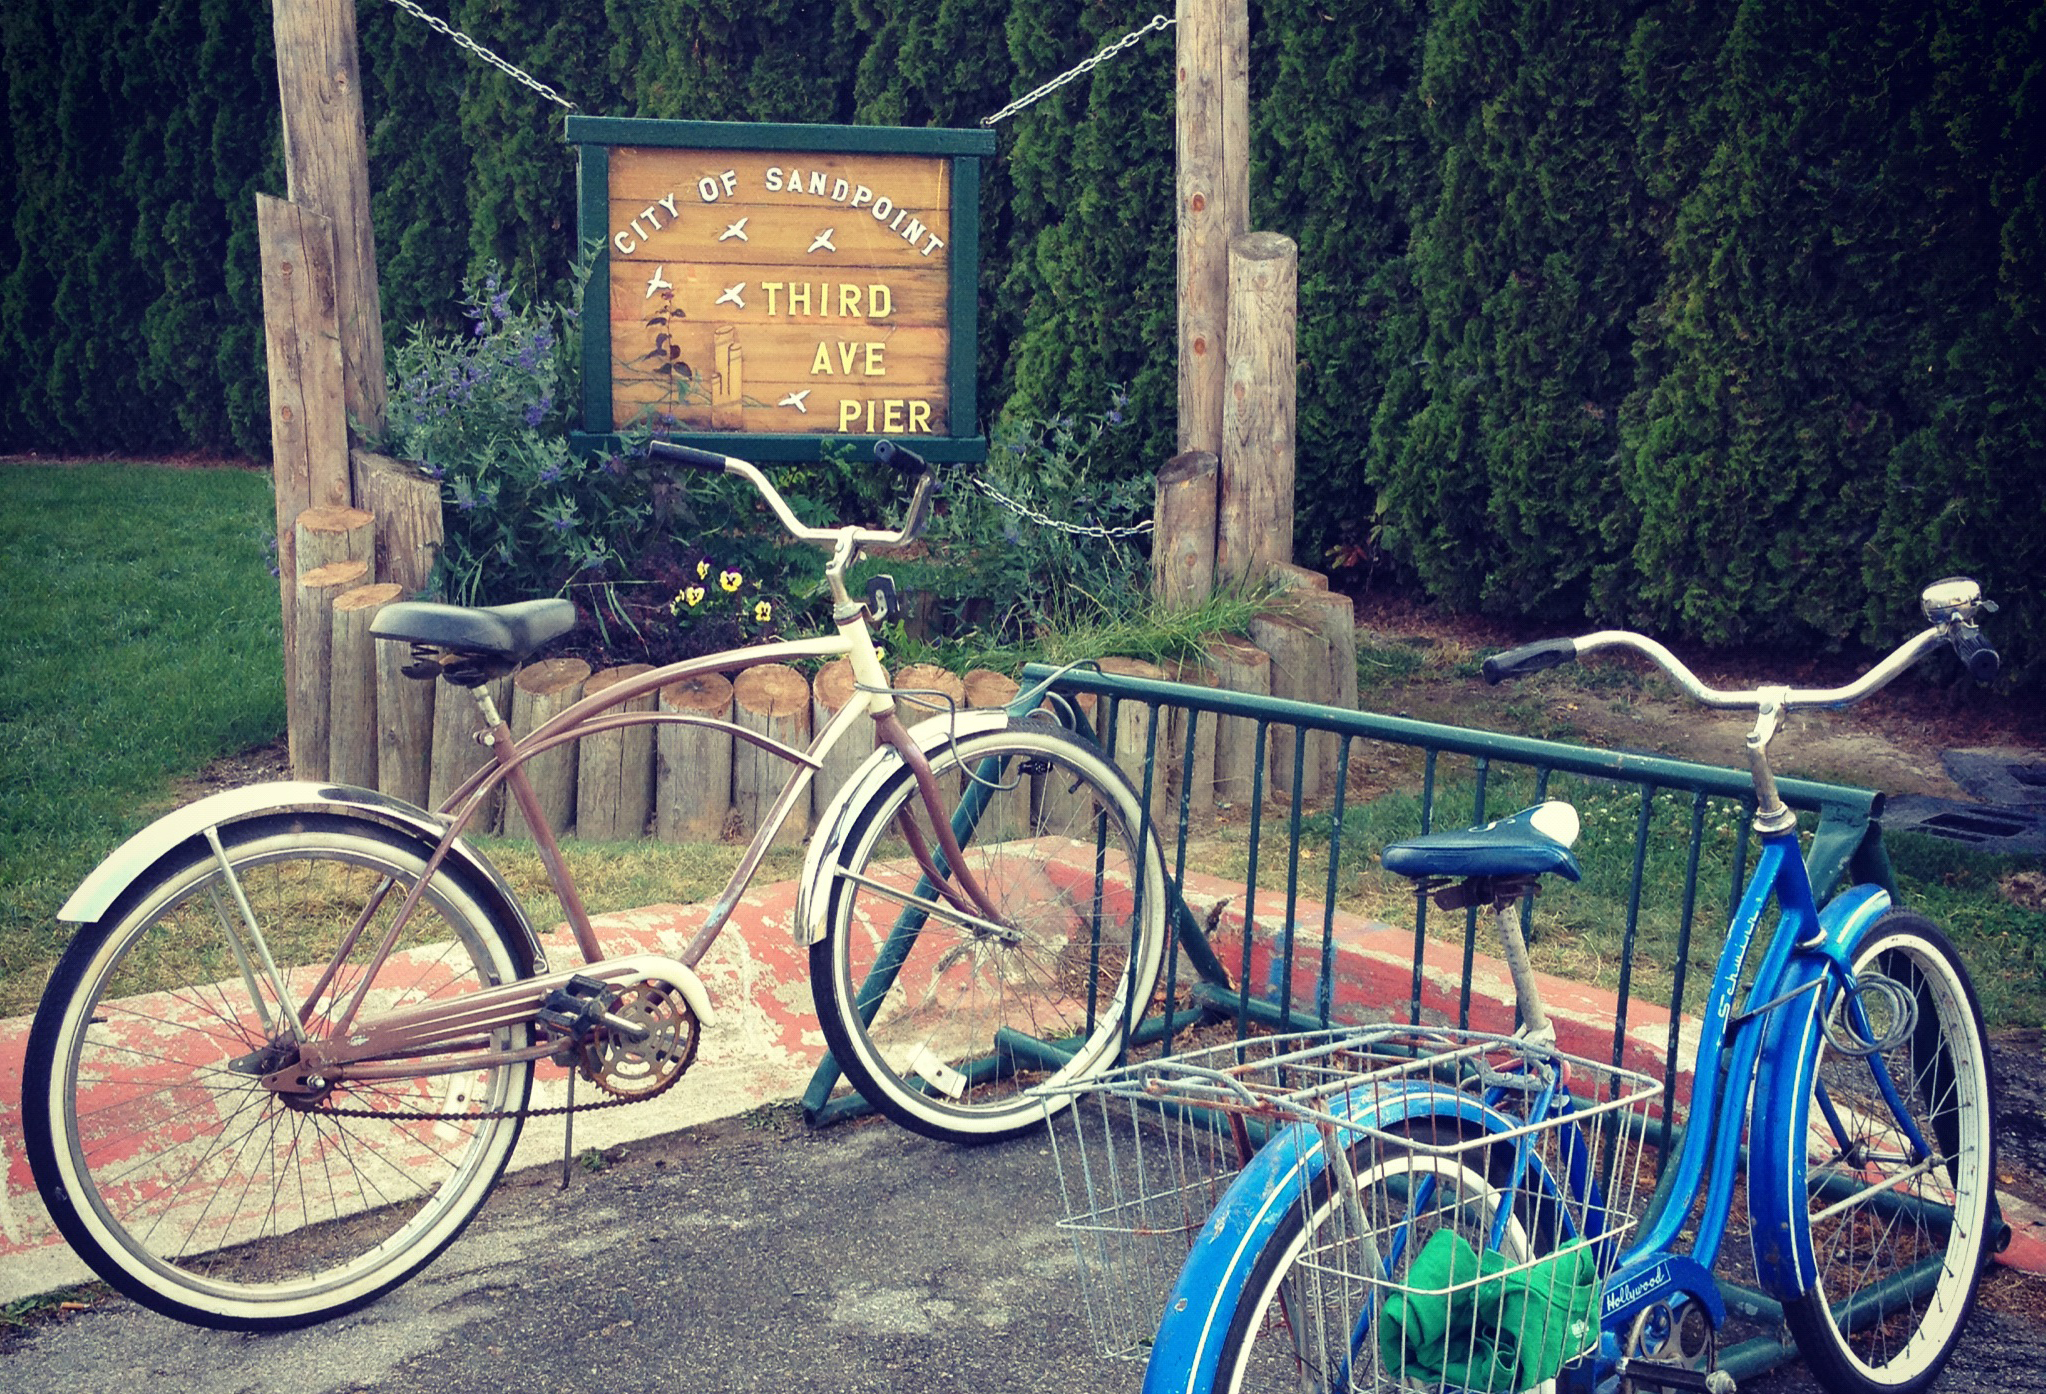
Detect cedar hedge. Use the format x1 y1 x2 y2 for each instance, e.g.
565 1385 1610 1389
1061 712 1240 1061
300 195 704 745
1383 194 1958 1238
2 0 2038 681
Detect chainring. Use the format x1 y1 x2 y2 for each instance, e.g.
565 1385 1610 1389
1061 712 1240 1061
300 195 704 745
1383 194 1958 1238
576 978 701 1100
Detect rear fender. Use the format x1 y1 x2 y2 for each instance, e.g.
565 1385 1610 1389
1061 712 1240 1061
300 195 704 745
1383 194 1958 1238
58 781 548 976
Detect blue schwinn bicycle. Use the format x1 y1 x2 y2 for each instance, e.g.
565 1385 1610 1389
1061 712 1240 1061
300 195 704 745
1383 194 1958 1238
1047 578 1999 1394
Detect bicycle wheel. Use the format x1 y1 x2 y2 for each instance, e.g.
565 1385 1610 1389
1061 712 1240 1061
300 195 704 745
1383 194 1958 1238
1781 912 1995 1394
810 720 1168 1142
1216 1136 1544 1394
23 816 534 1330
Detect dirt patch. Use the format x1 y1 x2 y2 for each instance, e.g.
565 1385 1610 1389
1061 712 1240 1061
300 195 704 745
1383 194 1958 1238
1350 591 2044 798
164 735 290 806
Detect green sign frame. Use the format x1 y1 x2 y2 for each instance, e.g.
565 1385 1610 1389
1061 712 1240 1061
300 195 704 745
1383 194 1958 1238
566 117 993 462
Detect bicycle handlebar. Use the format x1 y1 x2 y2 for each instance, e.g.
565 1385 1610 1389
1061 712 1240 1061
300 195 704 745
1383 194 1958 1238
1483 579 1998 713
644 438 936 552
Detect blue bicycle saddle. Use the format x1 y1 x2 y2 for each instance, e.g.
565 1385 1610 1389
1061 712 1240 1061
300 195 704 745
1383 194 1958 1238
1380 801 1583 883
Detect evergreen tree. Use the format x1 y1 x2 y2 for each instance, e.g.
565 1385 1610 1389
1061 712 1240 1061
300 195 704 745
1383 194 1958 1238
1858 0 2046 682
999 0 1176 471
1253 0 1429 571
1374 0 1653 620
361 0 476 341
1620 0 1974 650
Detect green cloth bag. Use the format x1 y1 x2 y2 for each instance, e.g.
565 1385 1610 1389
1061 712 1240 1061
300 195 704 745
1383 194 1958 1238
1375 1227 1601 1392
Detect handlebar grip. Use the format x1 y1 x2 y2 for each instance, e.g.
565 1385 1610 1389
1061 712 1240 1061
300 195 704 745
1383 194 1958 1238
1953 625 2000 683
646 440 730 472
1482 638 1579 685
873 439 929 472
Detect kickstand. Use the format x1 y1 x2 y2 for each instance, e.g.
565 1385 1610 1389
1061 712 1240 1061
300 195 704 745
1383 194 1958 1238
560 1068 575 1190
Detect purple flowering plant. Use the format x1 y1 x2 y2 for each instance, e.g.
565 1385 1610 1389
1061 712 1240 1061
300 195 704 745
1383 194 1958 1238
379 258 665 609
912 387 1149 646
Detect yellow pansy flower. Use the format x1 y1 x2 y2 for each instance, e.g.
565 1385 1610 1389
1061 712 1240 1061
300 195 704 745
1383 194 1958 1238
719 569 743 593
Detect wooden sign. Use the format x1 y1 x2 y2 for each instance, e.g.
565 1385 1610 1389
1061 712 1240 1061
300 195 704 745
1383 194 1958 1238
567 118 994 461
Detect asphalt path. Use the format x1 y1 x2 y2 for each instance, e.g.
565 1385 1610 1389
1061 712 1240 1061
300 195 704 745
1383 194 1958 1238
4 1110 2044 1394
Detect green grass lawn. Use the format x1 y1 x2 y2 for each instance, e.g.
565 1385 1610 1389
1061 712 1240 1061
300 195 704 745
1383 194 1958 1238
0 463 285 1015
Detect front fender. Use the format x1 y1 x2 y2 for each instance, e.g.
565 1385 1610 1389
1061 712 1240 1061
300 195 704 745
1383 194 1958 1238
1748 884 1893 1295
793 709 1011 946
1141 1083 1526 1394
58 781 548 976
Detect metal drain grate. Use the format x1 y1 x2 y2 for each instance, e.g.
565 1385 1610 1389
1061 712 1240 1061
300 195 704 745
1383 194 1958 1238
1885 795 2046 855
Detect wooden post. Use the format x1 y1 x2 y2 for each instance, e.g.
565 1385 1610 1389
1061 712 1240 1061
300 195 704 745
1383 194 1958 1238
291 559 367 779
1153 449 1220 607
576 665 657 841
1164 657 1219 826
655 674 735 843
506 658 590 841
963 669 1019 716
892 663 966 720
963 669 1024 843
1217 233 1299 587
428 674 511 825
732 664 813 846
1176 0 1250 457
271 0 387 443
811 657 881 824
1270 561 1327 592
330 582 402 788
1276 582 1358 790
352 448 444 596
1249 610 1330 803
1205 634 1271 810
295 506 375 578
1093 656 1175 833
376 627 436 807
257 193 349 663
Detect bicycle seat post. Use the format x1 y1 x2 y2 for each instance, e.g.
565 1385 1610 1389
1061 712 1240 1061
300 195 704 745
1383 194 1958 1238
1490 887 1554 1048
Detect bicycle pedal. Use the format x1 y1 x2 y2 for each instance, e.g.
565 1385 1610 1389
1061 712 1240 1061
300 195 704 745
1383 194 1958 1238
1615 1357 1734 1393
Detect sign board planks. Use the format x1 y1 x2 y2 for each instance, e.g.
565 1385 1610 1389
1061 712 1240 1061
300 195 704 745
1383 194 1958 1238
567 118 994 461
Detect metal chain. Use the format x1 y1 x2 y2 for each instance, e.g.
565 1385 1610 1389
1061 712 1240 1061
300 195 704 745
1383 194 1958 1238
981 13 1175 127
960 472 1155 539
384 0 579 112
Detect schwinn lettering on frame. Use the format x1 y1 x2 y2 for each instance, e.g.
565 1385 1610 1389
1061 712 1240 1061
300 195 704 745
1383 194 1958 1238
567 118 994 463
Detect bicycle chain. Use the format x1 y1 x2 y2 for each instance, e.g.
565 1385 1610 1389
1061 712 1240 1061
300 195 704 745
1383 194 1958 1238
304 1091 637 1123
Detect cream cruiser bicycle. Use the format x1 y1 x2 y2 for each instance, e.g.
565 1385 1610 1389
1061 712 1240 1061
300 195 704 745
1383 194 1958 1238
22 439 1169 1330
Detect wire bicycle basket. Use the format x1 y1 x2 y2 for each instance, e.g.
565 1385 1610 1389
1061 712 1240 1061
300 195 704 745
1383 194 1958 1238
1040 1026 1664 1390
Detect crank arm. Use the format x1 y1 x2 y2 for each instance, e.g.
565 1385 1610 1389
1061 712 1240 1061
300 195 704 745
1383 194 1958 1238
261 953 711 1093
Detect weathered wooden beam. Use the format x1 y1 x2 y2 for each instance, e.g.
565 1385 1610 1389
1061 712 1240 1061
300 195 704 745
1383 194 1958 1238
1154 449 1220 607
271 0 387 441
506 659 591 841
351 448 444 596
656 674 735 843
1176 0 1250 456
257 194 349 679
1217 232 1299 586
576 665 657 841
329 581 402 789
733 664 813 847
